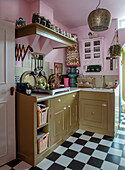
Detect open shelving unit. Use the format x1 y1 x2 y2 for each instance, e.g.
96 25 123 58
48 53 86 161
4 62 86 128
16 92 50 166
15 23 77 47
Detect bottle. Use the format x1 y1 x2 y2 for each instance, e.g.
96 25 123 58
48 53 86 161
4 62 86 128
114 80 118 88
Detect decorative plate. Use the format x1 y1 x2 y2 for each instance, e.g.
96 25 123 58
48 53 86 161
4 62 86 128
20 71 36 87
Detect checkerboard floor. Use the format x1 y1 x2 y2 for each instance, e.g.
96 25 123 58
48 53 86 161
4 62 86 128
1 113 125 170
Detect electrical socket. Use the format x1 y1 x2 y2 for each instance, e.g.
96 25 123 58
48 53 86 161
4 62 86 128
109 82 113 85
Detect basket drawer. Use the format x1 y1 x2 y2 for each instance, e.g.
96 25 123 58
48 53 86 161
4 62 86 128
37 106 48 127
37 132 49 154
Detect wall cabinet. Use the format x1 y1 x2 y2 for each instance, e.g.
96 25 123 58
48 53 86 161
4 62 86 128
81 37 104 74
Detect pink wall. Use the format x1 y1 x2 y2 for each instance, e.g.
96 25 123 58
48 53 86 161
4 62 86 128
70 19 125 75
0 0 30 24
119 29 125 46
1 0 125 76
39 0 54 23
0 0 67 74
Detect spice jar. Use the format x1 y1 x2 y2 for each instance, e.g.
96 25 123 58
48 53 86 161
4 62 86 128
59 28 63 34
69 33 72 38
66 32 70 38
55 26 59 32
32 13 41 24
63 30 66 36
51 24 55 31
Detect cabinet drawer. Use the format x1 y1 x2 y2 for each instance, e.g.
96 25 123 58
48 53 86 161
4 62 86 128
50 92 78 108
67 92 78 104
50 95 66 108
79 91 108 100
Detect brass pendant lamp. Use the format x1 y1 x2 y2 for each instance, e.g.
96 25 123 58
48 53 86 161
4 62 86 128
88 0 111 32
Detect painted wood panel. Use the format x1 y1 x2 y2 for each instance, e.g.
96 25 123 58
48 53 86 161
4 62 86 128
0 29 6 84
0 102 7 157
0 20 15 166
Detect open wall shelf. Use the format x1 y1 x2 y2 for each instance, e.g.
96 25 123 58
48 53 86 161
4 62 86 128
15 23 76 47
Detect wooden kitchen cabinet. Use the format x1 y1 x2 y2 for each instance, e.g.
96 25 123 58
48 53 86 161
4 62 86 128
16 92 51 166
79 99 108 130
49 92 78 146
79 91 116 136
16 91 79 166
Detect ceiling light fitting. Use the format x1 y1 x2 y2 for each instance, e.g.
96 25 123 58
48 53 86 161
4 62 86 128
88 0 111 32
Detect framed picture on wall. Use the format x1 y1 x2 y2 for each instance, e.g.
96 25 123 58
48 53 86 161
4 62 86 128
54 62 63 74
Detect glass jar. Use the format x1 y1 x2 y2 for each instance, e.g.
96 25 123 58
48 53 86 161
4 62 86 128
32 13 41 24
51 24 55 31
55 26 59 32
46 19 51 28
40 16 46 26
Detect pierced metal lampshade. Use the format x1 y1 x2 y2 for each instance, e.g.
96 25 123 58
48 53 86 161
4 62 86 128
88 8 111 32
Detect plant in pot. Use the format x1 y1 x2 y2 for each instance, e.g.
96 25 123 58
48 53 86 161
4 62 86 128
109 44 122 57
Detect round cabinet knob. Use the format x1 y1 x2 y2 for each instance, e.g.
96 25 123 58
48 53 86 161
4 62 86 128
91 112 94 115
64 107 66 110
102 104 107 107
68 105 70 108
72 94 75 98
58 99 61 103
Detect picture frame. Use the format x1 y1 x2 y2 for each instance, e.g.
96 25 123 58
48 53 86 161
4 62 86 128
54 62 63 74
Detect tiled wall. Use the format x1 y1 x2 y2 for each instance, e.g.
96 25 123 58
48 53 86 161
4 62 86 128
85 75 119 88
15 56 53 83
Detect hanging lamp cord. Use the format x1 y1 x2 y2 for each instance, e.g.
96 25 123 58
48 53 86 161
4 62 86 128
96 0 101 9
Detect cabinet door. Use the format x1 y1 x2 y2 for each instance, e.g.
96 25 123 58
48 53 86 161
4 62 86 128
50 106 65 145
93 40 102 59
67 98 78 131
71 99 78 129
79 99 108 130
0 20 15 166
84 41 92 60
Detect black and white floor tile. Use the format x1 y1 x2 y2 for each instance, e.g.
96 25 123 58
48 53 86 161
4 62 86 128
1 113 125 170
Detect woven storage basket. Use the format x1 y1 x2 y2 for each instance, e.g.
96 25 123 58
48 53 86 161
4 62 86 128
37 107 48 127
37 132 49 154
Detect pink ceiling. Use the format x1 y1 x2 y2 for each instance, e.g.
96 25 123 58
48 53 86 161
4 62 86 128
41 0 125 28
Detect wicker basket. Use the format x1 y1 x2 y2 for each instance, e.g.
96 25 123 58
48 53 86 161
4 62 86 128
37 106 48 127
37 132 49 154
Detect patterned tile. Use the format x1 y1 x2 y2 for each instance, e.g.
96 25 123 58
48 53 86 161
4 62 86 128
37 158 53 170
80 146 94 155
74 152 90 163
105 153 121 165
55 155 72 167
68 160 85 170
87 156 103 168
63 149 78 158
5 119 125 170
